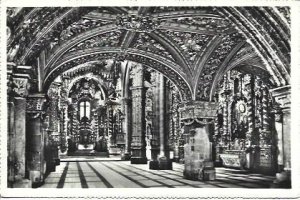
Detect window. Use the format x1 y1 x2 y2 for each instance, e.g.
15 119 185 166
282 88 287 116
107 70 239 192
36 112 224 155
79 101 91 119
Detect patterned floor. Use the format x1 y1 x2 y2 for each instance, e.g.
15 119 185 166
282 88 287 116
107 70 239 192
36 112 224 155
39 160 276 188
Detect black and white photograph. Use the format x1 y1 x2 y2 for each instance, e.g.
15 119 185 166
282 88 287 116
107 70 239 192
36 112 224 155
1 0 300 199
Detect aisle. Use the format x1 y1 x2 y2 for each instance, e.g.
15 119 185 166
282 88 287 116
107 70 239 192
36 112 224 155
40 161 275 188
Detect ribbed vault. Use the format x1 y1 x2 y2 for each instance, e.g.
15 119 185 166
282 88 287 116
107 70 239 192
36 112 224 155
7 6 290 101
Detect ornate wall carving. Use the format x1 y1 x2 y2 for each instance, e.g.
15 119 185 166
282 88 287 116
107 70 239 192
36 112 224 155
67 31 122 53
196 33 243 100
132 33 175 62
160 30 213 65
214 69 276 172
116 14 160 33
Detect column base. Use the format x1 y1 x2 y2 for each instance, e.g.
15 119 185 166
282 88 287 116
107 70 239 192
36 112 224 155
29 170 44 188
271 170 291 188
183 160 216 181
121 153 131 160
149 156 173 170
130 157 148 164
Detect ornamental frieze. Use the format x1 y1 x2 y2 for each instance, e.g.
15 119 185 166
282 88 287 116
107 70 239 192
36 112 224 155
115 14 160 33
179 101 217 121
171 17 234 33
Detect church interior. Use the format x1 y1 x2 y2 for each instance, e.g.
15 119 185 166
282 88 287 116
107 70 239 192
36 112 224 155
6 6 291 188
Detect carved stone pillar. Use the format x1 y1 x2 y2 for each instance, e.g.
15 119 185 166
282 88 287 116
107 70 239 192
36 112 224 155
26 94 47 187
130 64 147 164
270 85 291 188
60 103 68 154
121 97 131 160
7 63 32 188
47 84 61 168
179 101 217 181
149 74 172 170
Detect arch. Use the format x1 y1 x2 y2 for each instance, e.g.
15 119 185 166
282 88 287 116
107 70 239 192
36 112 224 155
209 62 273 101
45 24 119 72
208 41 248 100
19 8 78 64
43 47 194 101
216 7 290 86
149 31 191 75
193 35 223 99
67 74 108 100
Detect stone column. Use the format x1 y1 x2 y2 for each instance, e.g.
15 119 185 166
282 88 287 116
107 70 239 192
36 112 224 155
7 64 32 188
26 94 47 187
270 85 291 188
130 64 147 164
47 84 61 169
121 97 131 160
179 101 217 181
149 74 172 170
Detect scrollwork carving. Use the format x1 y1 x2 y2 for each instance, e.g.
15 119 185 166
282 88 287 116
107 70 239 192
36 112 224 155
160 30 212 65
196 33 242 100
67 31 122 53
116 14 160 33
132 33 175 61
26 95 46 113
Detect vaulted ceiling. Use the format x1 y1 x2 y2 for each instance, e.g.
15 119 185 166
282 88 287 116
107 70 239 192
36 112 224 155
7 7 290 101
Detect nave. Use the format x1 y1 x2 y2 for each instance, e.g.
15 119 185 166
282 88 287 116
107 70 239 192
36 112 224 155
7 6 291 189
40 158 275 188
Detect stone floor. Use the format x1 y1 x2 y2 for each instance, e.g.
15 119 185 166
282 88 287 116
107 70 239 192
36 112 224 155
39 159 276 188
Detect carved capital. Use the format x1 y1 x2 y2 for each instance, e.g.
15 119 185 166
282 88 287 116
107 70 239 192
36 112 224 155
8 64 33 97
179 101 217 122
12 77 30 97
271 105 283 122
26 94 47 113
270 85 291 110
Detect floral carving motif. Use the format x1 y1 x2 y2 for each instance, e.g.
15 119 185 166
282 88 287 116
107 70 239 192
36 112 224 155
9 8 70 63
60 18 112 42
116 14 160 33
12 78 30 97
173 17 233 32
152 7 213 13
132 33 175 61
196 33 242 100
161 30 212 64
26 95 46 112
67 31 122 53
